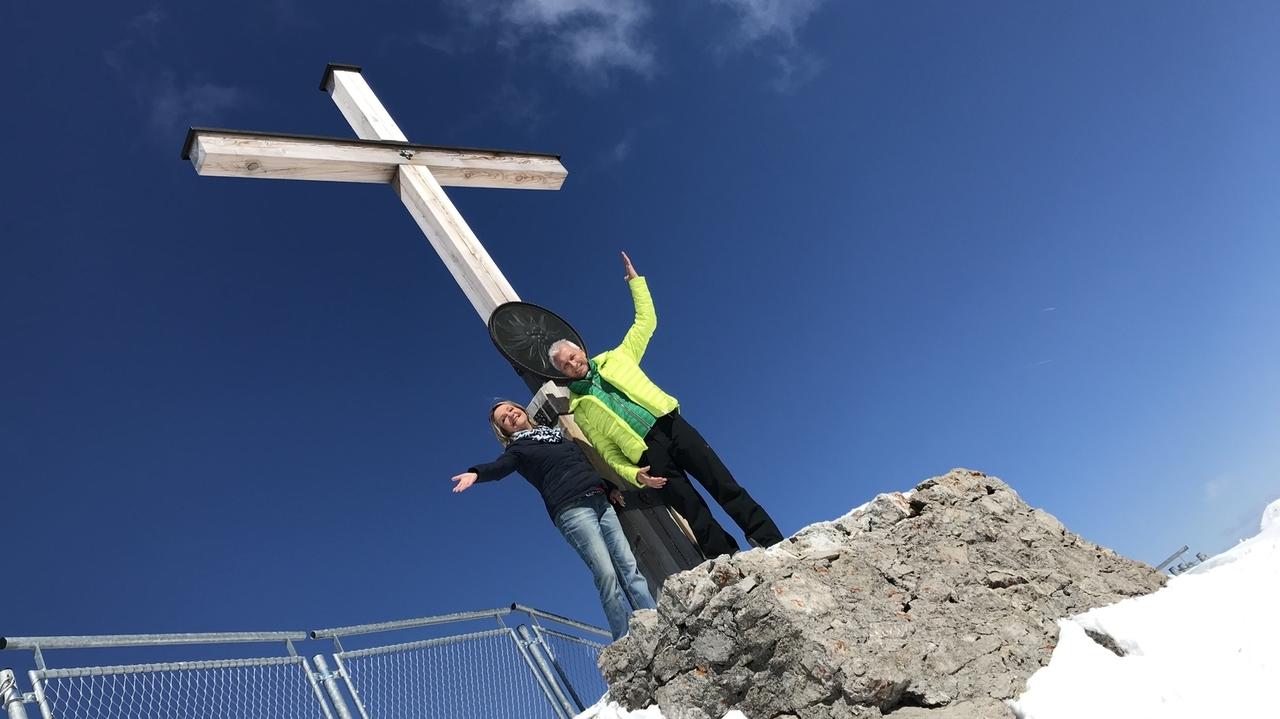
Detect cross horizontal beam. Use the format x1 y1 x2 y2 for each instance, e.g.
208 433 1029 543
182 128 568 190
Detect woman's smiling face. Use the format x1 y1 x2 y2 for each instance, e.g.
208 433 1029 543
492 403 532 435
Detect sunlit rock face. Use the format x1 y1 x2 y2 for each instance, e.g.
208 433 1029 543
600 469 1166 719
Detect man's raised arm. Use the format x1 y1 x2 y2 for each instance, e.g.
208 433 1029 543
615 251 657 362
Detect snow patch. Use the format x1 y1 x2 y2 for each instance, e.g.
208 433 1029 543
1261 497 1280 533
1010 496 1280 719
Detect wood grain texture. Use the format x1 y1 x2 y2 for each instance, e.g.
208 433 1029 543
396 164 520 318
329 69 409 142
188 131 567 190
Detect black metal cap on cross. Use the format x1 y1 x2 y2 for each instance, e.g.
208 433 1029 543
317 62 364 92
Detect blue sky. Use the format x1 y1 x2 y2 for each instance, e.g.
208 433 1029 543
2 0 1278 663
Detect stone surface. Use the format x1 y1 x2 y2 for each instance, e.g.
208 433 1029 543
599 469 1166 719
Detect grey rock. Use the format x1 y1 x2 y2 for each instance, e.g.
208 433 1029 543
600 469 1165 719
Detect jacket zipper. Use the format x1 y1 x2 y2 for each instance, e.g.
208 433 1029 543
596 376 652 436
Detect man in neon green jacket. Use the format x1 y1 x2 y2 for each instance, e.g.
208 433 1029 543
548 252 783 558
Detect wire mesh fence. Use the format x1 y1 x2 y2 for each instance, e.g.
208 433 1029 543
30 656 331 719
533 627 609 710
335 629 559 719
2 606 611 719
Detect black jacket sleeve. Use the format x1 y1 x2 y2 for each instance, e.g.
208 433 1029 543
469 447 520 483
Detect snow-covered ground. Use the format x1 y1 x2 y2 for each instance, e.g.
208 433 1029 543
1010 497 1280 718
578 498 1280 719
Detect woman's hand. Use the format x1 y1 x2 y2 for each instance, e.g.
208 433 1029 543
451 472 478 493
609 488 626 507
621 251 638 281
635 466 667 489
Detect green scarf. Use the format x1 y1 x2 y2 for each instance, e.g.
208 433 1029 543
570 359 657 438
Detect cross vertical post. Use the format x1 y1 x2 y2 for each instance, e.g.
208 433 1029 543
321 65 521 322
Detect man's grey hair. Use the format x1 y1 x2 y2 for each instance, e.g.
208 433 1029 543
548 339 581 368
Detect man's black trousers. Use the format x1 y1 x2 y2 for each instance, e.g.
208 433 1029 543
639 411 784 558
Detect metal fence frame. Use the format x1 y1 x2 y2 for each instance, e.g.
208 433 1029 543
1 605 610 719
308 604 611 719
528 625 609 712
0 631 329 719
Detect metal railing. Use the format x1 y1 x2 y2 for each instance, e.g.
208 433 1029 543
1 631 326 719
1 605 611 719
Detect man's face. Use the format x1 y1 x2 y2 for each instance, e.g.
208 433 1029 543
493 403 531 435
554 345 589 379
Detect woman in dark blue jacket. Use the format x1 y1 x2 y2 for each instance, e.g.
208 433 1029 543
451 400 655 639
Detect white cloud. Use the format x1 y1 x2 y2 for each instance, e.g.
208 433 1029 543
148 73 245 132
713 0 827 43
448 81 548 135
712 0 830 91
605 131 634 163
104 7 162 72
439 0 832 90
105 9 246 135
1203 478 1224 500
127 6 164 33
413 31 462 55
456 0 654 81
610 136 633 162
769 46 823 92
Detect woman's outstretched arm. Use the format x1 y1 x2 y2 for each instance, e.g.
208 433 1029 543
452 450 519 492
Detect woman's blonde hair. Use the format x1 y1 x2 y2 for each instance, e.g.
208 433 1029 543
488 400 539 446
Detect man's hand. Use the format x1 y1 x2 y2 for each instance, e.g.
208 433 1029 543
451 472 478 493
621 251 638 281
635 465 667 489
609 488 626 507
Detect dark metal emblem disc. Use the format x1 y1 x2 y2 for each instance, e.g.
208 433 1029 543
488 302 586 381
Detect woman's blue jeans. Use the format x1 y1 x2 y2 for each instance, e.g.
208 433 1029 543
553 493 656 639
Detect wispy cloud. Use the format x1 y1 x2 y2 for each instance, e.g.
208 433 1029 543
712 0 830 91
104 7 163 72
1217 492 1276 540
412 31 464 56
607 132 634 163
447 81 549 137
427 1 832 92
148 73 246 133
105 8 246 136
1203 478 1225 500
713 0 827 43
453 0 654 83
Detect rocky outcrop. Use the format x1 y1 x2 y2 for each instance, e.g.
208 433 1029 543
600 469 1166 719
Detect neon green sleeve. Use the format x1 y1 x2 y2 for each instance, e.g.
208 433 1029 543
572 401 644 488
615 276 656 363
599 440 643 489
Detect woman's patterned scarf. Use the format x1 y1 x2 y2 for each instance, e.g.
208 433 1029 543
510 426 564 444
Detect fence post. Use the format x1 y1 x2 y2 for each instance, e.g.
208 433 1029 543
517 625 580 717
312 655 357 719
300 657 337 719
507 627 572 719
1 670 31 719
529 625 588 713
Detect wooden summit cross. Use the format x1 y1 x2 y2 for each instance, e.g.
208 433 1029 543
181 63 703 590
